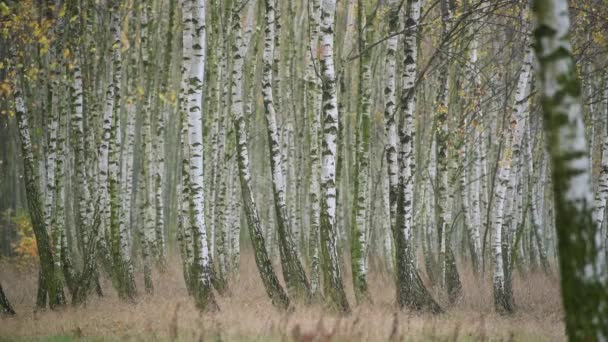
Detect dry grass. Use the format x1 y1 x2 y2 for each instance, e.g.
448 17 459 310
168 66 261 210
0 251 565 341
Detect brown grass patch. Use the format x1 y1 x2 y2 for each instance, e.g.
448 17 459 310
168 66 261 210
0 251 565 341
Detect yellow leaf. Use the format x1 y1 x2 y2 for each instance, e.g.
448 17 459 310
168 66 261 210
0 82 12 96
0 1 10 16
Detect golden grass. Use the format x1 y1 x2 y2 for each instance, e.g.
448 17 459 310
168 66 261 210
0 251 565 341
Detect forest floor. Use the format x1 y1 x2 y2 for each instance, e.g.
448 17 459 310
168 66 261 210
0 251 565 341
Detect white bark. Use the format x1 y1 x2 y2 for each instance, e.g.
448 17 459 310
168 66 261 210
533 0 608 337
70 61 92 240
319 0 349 312
493 40 532 312
306 0 323 298
187 0 214 300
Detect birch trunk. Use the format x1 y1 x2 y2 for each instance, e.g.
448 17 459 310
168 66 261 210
434 0 461 303
70 57 93 260
350 0 372 303
532 0 608 338
186 0 218 311
140 0 154 294
262 0 311 300
319 0 350 313
526 122 550 273
97 12 118 276
466 3 485 274
235 107 291 309
120 112 137 296
593 106 608 256
53 102 70 298
107 5 136 299
306 0 323 300
493 41 533 314
178 69 195 293
229 0 290 311
392 0 441 313
15 83 65 309
153 0 175 270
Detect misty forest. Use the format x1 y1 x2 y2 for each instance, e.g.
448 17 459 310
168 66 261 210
0 0 607 340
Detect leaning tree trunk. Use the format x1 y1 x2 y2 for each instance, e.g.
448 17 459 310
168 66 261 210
532 0 608 339
387 0 441 314
261 0 311 301
0 283 15 315
230 0 290 311
14 83 65 310
318 0 350 314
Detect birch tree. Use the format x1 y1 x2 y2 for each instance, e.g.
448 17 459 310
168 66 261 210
231 0 291 311
140 0 155 294
493 40 533 314
306 0 323 301
185 0 218 311
14 82 65 309
532 0 608 338
435 0 461 302
262 0 311 300
319 0 350 313
385 0 442 313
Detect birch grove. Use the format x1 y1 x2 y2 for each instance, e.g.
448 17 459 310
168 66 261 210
1 0 607 338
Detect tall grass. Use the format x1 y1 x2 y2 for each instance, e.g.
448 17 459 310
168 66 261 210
0 250 564 341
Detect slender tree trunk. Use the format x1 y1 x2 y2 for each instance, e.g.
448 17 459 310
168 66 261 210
232 51 291 313
153 0 175 271
493 41 532 314
434 0 461 303
178 57 195 293
387 0 442 313
306 0 323 301
14 83 65 309
227 0 290 311
526 120 550 274
318 0 350 313
350 0 373 304
262 0 311 301
185 0 218 311
107 5 136 299
593 112 608 256
140 0 155 294
0 283 15 315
